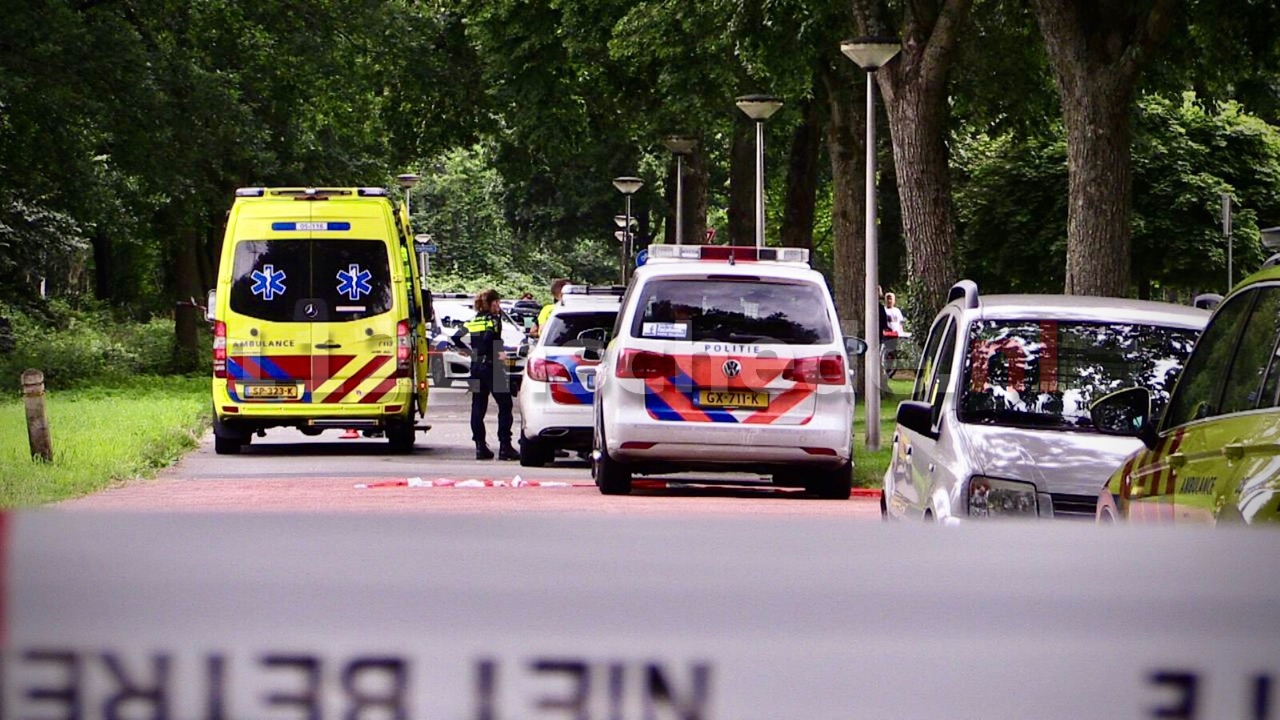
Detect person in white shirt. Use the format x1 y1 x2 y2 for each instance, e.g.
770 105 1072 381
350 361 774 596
884 292 908 337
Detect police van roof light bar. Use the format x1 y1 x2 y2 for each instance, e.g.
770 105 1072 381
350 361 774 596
562 285 626 296
646 244 809 264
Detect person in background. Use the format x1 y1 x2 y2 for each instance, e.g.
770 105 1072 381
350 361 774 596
877 285 891 337
452 289 517 460
531 278 569 338
884 292 907 336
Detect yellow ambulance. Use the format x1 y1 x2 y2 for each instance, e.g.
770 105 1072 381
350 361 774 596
207 187 430 454
1091 263 1280 524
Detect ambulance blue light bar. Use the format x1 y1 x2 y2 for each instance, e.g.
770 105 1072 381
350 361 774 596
235 187 265 197
271 222 352 231
647 244 809 264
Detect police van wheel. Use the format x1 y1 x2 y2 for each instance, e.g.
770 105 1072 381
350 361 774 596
519 436 553 467
805 461 852 500
386 421 415 454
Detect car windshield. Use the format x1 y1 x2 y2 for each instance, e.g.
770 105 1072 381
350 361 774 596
543 311 617 348
958 319 1200 431
229 239 393 321
629 279 833 345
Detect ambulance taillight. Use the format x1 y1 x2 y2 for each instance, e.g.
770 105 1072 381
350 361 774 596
396 320 411 371
213 321 227 378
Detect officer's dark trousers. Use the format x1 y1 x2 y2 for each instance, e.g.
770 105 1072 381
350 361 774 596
469 364 513 447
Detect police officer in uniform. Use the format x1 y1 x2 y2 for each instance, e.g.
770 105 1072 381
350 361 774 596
452 289 518 460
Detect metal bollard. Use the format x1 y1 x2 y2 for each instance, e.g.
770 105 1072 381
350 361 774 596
21 369 52 462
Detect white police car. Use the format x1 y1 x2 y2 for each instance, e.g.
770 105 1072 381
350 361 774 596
592 244 866 498
517 285 623 466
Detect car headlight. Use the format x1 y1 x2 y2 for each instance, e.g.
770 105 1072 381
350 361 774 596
967 476 1038 518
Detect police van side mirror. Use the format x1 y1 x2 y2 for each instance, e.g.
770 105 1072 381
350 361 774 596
205 289 217 322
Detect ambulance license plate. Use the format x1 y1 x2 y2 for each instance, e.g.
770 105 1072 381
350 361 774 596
698 390 768 409
244 384 299 399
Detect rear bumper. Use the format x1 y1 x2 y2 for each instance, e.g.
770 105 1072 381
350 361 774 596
213 380 414 422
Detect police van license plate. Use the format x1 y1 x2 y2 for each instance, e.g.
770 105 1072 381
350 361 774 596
244 384 299 399
699 390 768 409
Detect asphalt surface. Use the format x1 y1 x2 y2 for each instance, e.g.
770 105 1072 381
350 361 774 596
57 387 881 517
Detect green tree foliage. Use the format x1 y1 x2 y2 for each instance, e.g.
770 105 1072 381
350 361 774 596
955 93 1280 296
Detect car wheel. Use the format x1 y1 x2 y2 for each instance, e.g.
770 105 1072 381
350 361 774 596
519 435 553 467
212 412 243 456
430 355 452 388
805 461 852 500
593 425 631 495
386 420 415 454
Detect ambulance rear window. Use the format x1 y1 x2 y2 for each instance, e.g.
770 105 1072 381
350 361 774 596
629 279 833 344
229 239 393 322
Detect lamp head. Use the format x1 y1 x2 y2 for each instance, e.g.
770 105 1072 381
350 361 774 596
396 173 421 189
662 135 697 155
613 176 644 195
735 94 783 121
840 36 902 70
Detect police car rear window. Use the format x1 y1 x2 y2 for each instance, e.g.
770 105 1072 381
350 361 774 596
629 279 833 344
543 311 617 347
229 239 393 322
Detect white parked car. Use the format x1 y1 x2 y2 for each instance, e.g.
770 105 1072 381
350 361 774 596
518 285 624 466
428 292 527 389
592 244 867 498
883 280 1208 522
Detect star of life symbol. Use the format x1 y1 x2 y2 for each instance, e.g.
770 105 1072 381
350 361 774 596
250 265 287 301
336 264 372 301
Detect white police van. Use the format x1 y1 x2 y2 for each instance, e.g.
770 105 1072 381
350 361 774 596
517 285 624 466
592 244 866 498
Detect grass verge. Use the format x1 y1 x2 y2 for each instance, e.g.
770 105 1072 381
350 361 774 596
852 378 915 488
0 376 209 507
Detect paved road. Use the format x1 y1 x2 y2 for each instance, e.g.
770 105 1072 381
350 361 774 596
58 387 881 517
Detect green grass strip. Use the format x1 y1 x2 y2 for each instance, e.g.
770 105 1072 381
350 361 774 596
0 376 209 507
853 378 916 488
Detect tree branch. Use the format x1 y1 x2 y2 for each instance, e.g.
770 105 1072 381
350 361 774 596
919 0 974 88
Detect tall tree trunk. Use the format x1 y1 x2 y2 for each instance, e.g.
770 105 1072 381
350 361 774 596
728 119 756 246
91 228 114 302
822 59 867 340
854 0 971 328
781 87 821 251
879 70 958 325
1028 0 1178 296
687 147 710 244
171 223 203 373
1060 75 1133 295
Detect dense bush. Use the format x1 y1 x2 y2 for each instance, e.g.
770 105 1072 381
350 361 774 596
0 301 208 392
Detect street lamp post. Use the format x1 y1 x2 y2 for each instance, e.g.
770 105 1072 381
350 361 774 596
396 173 420 217
613 176 644 283
661 135 697 245
841 36 900 451
735 95 783 248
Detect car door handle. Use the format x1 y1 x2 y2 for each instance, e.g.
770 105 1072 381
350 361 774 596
316 342 342 349
1222 443 1245 461
1167 453 1187 468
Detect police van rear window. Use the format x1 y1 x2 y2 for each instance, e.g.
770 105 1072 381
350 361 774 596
629 279 833 344
229 239 393 322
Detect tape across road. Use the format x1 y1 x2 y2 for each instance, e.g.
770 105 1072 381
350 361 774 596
3 512 1278 720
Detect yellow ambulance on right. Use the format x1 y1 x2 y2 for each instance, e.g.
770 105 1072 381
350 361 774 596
1091 263 1280 524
